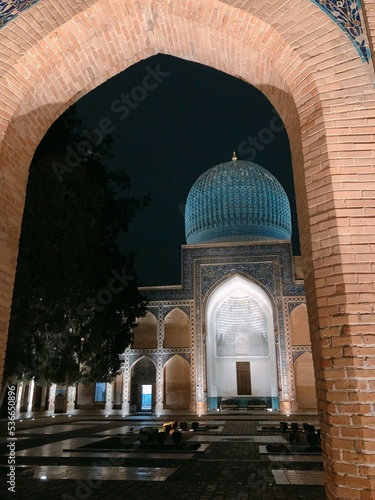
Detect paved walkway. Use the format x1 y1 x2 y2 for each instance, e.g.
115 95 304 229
0 411 325 499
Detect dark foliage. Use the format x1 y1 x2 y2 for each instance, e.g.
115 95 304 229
4 106 150 386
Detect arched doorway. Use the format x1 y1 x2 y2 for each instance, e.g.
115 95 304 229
130 357 156 412
205 275 277 410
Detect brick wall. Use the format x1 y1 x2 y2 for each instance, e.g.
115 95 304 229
0 1 374 496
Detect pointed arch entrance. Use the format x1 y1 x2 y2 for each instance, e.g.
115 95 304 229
130 357 156 412
205 275 277 410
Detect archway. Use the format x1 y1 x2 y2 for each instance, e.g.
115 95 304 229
1 1 374 496
130 356 156 412
205 275 277 410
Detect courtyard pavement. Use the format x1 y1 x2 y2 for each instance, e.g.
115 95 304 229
0 410 325 499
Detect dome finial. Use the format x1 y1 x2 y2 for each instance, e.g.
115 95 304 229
232 150 237 161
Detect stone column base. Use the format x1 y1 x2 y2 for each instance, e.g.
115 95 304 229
121 402 130 415
155 402 164 415
196 402 207 415
66 401 75 412
104 402 113 412
279 401 292 414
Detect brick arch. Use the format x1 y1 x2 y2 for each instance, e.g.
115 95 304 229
1 2 374 497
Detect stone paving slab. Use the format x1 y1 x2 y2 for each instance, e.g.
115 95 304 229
268 454 323 462
190 435 288 443
32 464 177 481
0 412 325 499
19 424 95 434
272 469 325 485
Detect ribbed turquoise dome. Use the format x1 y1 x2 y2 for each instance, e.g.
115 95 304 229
185 159 292 244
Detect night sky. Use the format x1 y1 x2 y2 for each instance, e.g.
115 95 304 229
75 54 298 286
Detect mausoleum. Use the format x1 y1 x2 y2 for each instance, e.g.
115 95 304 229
113 154 316 415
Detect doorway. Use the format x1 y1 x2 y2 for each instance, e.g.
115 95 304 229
236 362 251 395
141 384 152 410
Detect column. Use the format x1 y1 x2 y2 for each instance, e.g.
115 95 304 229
104 382 113 412
15 382 23 417
121 353 130 414
26 379 35 414
155 303 164 415
66 385 76 412
48 383 56 413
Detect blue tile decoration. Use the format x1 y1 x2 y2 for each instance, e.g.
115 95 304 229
185 160 292 245
0 0 40 29
292 348 311 363
310 0 371 62
288 301 306 314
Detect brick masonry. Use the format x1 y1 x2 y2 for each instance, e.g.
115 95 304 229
0 1 375 498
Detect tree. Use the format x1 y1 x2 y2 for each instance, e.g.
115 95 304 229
4 106 150 386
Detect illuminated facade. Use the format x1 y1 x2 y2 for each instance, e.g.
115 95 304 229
117 157 316 414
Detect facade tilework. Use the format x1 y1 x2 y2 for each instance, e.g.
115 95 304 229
0 0 40 28
287 299 307 314
128 242 305 410
310 0 371 62
162 304 190 318
292 347 312 363
163 352 190 364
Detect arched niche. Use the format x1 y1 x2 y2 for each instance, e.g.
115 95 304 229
163 355 191 409
294 352 317 409
164 308 190 348
290 304 311 345
132 311 157 349
205 275 278 410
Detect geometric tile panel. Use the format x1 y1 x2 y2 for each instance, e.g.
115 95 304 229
310 0 371 63
0 0 40 29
